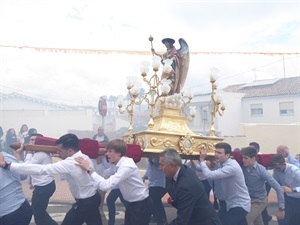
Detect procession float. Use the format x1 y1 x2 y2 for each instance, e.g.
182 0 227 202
116 36 225 159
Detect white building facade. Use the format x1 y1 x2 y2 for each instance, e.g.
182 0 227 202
0 92 96 138
188 77 300 154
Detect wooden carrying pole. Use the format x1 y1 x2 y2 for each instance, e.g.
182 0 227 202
10 142 143 163
10 143 58 153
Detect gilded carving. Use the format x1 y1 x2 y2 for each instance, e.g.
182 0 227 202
162 138 176 148
125 106 223 156
160 120 186 132
149 137 176 148
179 133 195 155
150 137 164 147
194 141 217 155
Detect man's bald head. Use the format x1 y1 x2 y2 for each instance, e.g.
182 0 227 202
276 145 289 158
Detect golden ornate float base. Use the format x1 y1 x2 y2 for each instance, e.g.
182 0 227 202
124 106 223 158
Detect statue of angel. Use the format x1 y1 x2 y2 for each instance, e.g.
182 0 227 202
151 37 189 95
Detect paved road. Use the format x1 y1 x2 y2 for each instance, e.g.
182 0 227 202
23 172 280 225
29 201 280 225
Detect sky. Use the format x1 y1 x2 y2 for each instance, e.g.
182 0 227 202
0 0 299 106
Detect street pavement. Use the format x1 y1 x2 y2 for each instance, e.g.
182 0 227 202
31 202 279 225
22 174 281 225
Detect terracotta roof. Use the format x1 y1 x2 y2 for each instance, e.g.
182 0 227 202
223 76 300 98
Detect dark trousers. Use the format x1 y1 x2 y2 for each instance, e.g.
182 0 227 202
32 180 58 225
222 207 248 225
0 200 33 225
202 179 212 197
217 200 227 222
61 192 102 225
125 196 153 225
106 188 128 225
149 186 167 225
278 195 300 225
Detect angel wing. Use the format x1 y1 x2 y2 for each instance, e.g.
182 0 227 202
178 38 190 90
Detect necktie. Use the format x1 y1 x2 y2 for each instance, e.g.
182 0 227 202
172 178 176 189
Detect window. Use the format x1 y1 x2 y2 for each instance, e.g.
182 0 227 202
251 104 263 116
279 102 294 116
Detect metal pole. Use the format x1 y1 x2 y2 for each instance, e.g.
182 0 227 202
102 115 105 131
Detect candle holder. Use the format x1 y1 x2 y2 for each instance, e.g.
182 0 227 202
209 68 225 136
117 55 180 143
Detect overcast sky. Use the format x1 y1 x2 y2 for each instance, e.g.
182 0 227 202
0 0 299 106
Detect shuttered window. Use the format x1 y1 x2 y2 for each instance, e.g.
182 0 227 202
279 102 294 116
251 104 263 116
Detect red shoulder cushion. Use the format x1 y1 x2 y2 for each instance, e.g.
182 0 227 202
34 136 101 159
79 139 101 159
34 136 57 146
126 144 142 163
231 151 243 166
30 136 143 162
257 154 275 167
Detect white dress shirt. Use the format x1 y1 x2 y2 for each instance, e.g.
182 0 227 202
10 151 97 199
25 152 54 186
91 156 149 202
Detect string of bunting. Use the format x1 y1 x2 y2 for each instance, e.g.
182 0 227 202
0 45 299 56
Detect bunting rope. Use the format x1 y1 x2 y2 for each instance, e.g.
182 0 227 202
0 45 299 56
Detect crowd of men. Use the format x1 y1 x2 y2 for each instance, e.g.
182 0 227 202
0 129 299 225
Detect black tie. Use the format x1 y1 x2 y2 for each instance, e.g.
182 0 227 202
172 178 176 189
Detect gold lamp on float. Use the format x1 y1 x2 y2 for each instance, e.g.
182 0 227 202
209 68 225 137
117 56 176 143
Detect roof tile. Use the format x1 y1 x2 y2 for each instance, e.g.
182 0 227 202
223 76 300 97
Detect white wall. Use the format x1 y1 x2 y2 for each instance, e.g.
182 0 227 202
217 91 245 135
189 92 245 136
224 123 300 156
189 92 300 156
0 109 94 139
241 95 300 124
